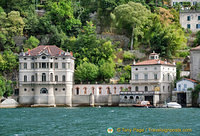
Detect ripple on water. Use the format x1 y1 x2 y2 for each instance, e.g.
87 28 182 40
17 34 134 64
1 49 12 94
0 107 199 136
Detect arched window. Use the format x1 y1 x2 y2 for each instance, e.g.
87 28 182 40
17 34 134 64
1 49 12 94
168 73 170 81
50 73 53 82
120 87 123 91
92 87 95 94
128 87 131 91
136 96 139 100
145 86 148 92
31 75 34 82
99 87 102 94
24 75 27 82
42 73 46 82
84 87 87 95
55 75 58 82
62 75 66 82
135 86 138 91
114 87 116 94
40 88 48 94
107 87 110 94
76 88 79 95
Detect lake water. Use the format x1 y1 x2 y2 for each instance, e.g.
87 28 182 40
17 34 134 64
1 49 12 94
0 107 199 136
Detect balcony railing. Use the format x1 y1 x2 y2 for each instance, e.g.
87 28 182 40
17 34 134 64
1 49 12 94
120 91 155 95
20 81 68 85
130 79 160 83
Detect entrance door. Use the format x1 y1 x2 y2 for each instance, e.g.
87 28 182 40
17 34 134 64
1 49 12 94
145 96 153 105
177 93 186 107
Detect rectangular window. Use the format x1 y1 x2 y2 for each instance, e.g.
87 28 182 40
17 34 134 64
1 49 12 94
144 74 148 80
55 63 58 69
187 24 190 29
67 63 70 69
50 63 53 68
39 63 41 68
184 84 187 88
42 63 46 68
47 63 49 68
135 74 138 80
187 16 190 21
62 63 66 69
154 74 158 80
198 16 200 20
196 24 200 29
24 63 27 69
35 63 37 69
31 63 34 69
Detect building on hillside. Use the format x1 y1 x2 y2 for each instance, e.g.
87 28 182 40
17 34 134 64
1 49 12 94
19 45 75 107
172 78 197 106
180 10 200 32
190 45 200 80
129 51 176 106
171 0 200 6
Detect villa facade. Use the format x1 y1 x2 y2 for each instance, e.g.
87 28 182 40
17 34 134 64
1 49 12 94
129 52 176 105
19 45 75 106
18 46 177 107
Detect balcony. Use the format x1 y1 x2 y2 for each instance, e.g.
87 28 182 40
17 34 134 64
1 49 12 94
120 91 155 95
130 79 161 84
20 81 68 85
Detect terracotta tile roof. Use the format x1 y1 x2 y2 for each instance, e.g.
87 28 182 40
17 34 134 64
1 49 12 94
23 45 72 57
184 78 198 83
190 45 200 51
134 59 175 66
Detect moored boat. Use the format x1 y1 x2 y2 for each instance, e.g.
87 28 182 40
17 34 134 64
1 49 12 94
167 102 182 108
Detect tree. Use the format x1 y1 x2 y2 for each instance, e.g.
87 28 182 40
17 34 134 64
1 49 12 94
75 62 99 82
0 11 25 51
99 60 115 81
46 0 81 35
23 36 40 51
0 75 13 97
112 2 152 50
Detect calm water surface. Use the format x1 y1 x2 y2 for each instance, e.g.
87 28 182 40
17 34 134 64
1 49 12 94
0 107 199 136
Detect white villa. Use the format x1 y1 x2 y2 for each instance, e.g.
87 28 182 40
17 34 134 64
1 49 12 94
19 45 75 107
18 46 177 107
130 52 176 105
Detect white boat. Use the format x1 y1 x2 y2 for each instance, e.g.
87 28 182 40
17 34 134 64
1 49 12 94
167 102 182 108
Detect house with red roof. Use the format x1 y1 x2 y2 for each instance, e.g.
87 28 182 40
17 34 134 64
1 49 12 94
130 51 176 106
19 45 75 107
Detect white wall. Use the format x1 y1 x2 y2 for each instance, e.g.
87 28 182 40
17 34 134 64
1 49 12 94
176 79 195 91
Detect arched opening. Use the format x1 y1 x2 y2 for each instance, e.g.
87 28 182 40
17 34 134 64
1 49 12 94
145 86 148 92
107 87 110 94
92 87 95 94
114 87 116 94
135 86 138 91
124 96 127 99
55 75 58 82
76 88 79 95
84 87 87 95
62 75 66 82
130 96 133 99
50 73 53 82
31 75 34 82
99 87 102 94
24 75 27 82
42 73 46 82
136 96 139 101
40 88 48 94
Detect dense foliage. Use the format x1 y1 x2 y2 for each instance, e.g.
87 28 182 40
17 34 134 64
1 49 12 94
0 0 191 93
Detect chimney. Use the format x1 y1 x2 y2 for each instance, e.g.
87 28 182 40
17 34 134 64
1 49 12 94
164 59 167 64
173 61 176 65
133 59 136 65
157 60 160 64
28 49 31 56
70 51 73 56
